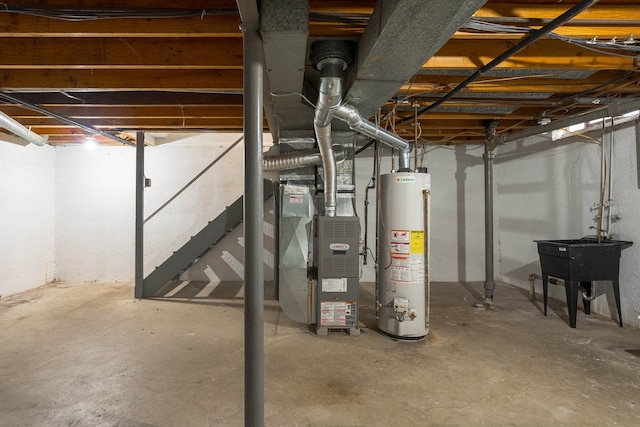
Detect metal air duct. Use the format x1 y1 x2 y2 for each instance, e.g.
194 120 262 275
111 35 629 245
263 145 346 171
311 41 353 217
0 110 48 146
334 104 411 171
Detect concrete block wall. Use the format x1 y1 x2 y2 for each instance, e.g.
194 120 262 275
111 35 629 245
54 145 135 281
0 142 55 296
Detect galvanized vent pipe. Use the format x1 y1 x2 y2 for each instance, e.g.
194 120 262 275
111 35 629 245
0 110 48 146
263 145 346 171
311 41 353 217
314 73 344 217
334 104 411 171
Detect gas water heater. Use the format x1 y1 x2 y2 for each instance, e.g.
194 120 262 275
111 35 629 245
377 171 431 339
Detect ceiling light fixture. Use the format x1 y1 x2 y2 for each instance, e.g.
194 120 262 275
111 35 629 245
84 135 97 150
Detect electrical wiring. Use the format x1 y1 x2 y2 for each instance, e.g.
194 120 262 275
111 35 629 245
463 18 640 56
268 91 316 109
0 5 237 21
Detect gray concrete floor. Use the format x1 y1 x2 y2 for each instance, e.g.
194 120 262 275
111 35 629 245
1 280 639 427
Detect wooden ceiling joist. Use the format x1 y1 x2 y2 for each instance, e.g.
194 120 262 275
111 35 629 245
0 0 637 145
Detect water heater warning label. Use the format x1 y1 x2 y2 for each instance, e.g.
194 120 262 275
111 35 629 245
410 230 424 254
390 230 410 255
391 230 410 242
390 257 425 283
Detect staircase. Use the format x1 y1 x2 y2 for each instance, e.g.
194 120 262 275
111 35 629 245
142 181 273 297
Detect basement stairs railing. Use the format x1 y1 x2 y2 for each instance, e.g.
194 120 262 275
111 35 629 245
142 180 273 297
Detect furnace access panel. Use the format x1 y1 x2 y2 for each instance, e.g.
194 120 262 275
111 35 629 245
316 216 360 335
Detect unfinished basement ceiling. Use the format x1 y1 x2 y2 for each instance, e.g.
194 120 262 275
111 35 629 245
0 0 638 146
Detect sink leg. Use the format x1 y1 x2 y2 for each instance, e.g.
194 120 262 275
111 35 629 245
612 279 623 327
565 280 578 328
580 281 592 315
542 275 549 316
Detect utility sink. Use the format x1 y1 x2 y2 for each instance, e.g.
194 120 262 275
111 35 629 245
534 238 633 328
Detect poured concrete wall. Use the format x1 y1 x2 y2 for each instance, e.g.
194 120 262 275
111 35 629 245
0 142 55 296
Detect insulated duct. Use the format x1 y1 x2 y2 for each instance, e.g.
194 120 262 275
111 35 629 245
0 110 48 146
334 104 411 171
263 145 346 171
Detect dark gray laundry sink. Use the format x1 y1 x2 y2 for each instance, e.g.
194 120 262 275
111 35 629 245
535 238 633 328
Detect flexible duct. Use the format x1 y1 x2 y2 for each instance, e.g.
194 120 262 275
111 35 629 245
0 110 48 146
263 145 346 171
314 72 344 217
334 104 411 171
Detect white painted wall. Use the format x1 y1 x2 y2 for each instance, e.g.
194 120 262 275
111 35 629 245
55 145 135 281
9 123 639 330
54 134 272 283
0 142 55 296
496 121 640 328
144 141 245 277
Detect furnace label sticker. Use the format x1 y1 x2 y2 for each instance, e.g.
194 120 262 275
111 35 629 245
322 277 347 293
289 194 304 204
320 301 347 326
283 185 309 194
410 230 424 254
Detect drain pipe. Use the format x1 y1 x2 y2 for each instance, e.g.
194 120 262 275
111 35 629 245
263 145 346 171
0 110 48 146
334 104 412 171
483 121 498 302
529 274 595 301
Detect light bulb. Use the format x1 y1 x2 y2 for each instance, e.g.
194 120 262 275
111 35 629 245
84 136 97 150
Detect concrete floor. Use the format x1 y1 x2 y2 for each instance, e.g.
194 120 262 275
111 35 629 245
1 280 639 427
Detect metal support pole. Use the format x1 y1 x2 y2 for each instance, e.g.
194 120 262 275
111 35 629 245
241 22 264 427
134 132 144 299
483 122 497 302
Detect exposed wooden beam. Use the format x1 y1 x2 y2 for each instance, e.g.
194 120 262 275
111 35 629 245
0 14 242 37
404 72 640 94
0 38 243 69
477 4 640 22
20 117 253 128
0 91 244 106
426 39 638 70
3 0 238 8
395 119 530 130
0 105 245 119
0 69 243 90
